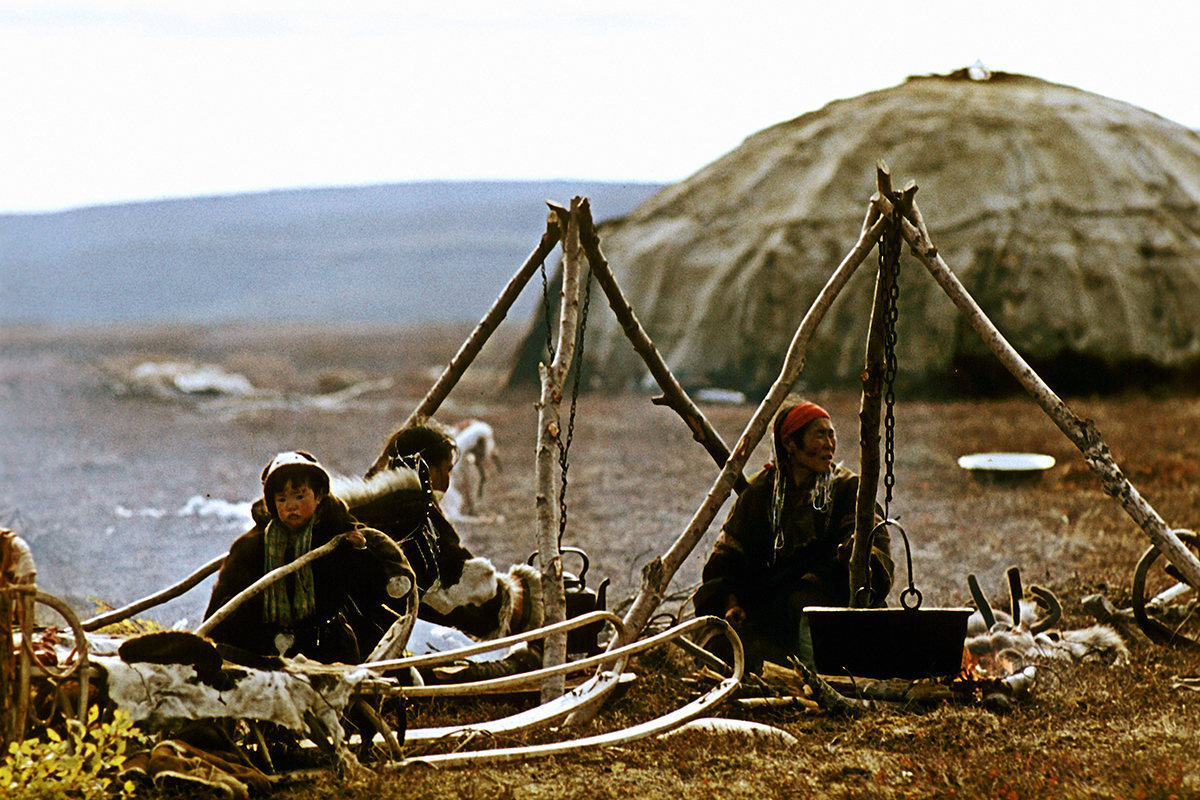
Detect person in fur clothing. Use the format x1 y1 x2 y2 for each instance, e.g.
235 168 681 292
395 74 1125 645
695 400 894 674
203 451 414 664
346 418 544 641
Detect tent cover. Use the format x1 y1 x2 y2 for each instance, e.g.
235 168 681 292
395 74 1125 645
509 70 1200 397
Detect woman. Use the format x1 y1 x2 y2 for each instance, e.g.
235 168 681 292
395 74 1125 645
695 400 894 674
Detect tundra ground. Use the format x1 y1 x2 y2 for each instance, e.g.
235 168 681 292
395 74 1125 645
2 322 1198 798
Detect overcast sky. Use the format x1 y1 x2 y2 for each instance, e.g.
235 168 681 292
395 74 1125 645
1 0 1196 214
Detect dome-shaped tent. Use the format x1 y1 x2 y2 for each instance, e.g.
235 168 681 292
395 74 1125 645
510 70 1200 396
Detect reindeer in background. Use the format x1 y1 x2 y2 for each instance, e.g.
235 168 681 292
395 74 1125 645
442 419 502 521
964 566 1129 683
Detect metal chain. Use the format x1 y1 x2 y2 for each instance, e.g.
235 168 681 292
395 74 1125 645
880 206 902 517
558 267 592 547
540 259 555 361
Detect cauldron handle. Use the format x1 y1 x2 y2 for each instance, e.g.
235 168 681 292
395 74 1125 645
890 519 923 610
854 518 921 610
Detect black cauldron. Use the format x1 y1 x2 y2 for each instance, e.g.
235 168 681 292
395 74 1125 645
806 519 971 679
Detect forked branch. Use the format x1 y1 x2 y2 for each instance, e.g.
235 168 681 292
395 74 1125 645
575 199 747 494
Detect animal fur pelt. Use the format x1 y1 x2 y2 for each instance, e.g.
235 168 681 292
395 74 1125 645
97 654 369 738
964 569 1129 680
964 624 1130 672
423 560 544 640
329 464 422 509
95 651 372 779
329 467 543 641
87 628 377 781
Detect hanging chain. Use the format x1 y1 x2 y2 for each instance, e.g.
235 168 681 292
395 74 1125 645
880 205 902 518
538 256 593 548
540 259 555 361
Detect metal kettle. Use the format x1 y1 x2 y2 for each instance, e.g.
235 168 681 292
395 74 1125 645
528 546 610 655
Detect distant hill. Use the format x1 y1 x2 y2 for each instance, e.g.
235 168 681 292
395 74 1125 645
0 181 666 324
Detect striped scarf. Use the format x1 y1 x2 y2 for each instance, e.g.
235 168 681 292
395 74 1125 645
262 518 317 627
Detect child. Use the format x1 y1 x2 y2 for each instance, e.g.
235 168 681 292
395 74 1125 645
203 451 413 664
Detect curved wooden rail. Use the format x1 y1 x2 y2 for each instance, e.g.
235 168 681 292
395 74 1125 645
82 554 225 632
387 616 743 766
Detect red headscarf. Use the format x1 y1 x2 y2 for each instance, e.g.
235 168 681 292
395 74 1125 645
779 402 830 441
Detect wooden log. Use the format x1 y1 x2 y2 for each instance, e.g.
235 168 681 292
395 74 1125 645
898 201 1200 592
736 696 820 711
82 554 226 632
617 204 891 643
856 679 957 704
194 533 350 638
791 658 873 714
533 198 583 702
574 199 748 494
366 215 562 477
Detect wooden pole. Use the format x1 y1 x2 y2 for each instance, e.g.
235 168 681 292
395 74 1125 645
898 199 1200 591
575 199 748 494
849 164 899 604
851 283 888 599
0 589 9 749
366 216 563 477
533 198 584 701
195 533 349 638
617 204 891 642
14 589 33 745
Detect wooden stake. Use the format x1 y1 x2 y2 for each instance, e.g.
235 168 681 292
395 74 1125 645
898 201 1200 591
850 257 891 599
575 199 748 493
533 198 584 702
849 162 902 603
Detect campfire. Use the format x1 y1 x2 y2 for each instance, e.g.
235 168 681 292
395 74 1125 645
962 567 1128 685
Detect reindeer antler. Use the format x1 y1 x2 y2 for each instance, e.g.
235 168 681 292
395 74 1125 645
1029 585 1063 634
967 573 996 629
1006 566 1024 628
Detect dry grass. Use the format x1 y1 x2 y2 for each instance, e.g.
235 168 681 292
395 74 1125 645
4 322 1200 798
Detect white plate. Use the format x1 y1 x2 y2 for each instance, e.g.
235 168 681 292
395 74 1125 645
957 452 1056 472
